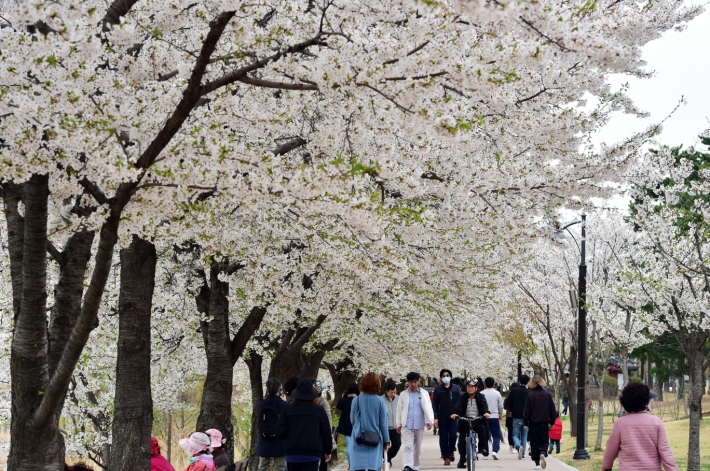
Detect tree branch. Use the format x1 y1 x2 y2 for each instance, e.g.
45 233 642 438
273 137 307 156
355 82 413 114
229 306 268 365
519 17 577 53
200 35 326 96
237 75 318 90
135 11 237 169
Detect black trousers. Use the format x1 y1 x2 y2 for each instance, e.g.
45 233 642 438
457 421 488 459
387 428 402 463
288 461 320 471
528 422 550 465
505 417 514 445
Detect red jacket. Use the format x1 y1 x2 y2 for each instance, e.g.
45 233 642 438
549 418 563 441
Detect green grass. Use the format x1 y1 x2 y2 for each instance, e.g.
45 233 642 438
553 413 710 471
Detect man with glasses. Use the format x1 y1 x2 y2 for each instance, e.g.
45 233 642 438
432 369 461 465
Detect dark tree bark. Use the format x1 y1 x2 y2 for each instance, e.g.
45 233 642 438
325 357 358 405
195 261 268 462
110 237 157 471
681 332 708 471
7 175 66 471
245 350 263 468
267 314 328 383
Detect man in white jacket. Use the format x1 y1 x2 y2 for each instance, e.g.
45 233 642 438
396 372 435 471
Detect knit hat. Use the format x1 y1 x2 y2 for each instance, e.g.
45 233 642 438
151 436 161 456
179 432 211 456
529 375 547 389
205 429 226 450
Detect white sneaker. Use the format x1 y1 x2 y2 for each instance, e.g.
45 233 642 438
540 454 547 469
483 456 489 460
534 466 541 470
518 447 523 460
492 452 499 460
510 448 516 454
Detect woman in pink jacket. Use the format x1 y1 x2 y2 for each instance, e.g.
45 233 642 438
602 383 678 471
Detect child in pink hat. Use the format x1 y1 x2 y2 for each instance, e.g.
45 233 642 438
179 432 216 471
205 429 230 468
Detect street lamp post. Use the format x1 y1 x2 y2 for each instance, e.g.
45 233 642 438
554 213 590 460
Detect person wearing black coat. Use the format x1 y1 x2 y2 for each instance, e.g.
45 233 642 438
450 377 491 467
257 378 288 471
275 378 333 471
336 383 360 466
504 374 531 459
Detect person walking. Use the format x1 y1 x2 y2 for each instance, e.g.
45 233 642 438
561 390 569 416
504 382 518 453
205 429 230 468
547 412 562 455
348 373 390 471
275 378 333 471
313 378 336 471
179 432 216 471
523 375 556 470
382 382 401 467
396 372 435 471
151 436 177 471
479 377 504 460
504 374 530 460
257 378 288 471
432 369 461 465
451 376 490 466
336 383 360 467
602 383 678 471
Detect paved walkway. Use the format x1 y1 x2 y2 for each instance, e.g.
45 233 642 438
336 430 578 471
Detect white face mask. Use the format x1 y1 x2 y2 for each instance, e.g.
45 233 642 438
442 377 451 384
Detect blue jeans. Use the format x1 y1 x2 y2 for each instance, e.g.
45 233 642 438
487 418 502 453
549 439 560 454
437 418 457 458
512 418 528 454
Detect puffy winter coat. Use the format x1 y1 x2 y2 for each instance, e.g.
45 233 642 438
548 418 563 441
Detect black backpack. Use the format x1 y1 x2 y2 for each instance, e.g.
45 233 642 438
260 403 280 440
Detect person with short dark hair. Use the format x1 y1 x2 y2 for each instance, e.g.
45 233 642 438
602 383 678 471
432 368 461 465
257 378 287 471
523 375 556 469
480 377 504 460
275 378 333 471
504 374 530 459
348 373 390 471
382 382 401 466
283 376 299 402
336 383 360 465
396 372 434 471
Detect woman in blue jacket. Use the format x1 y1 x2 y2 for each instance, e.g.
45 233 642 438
348 373 390 471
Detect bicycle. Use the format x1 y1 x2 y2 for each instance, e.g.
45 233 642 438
457 416 486 471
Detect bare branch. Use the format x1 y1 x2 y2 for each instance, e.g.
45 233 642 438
355 82 413 114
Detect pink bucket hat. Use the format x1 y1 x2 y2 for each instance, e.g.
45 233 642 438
179 432 211 456
205 429 226 450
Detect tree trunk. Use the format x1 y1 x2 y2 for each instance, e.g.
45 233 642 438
325 358 358 405
656 377 664 401
109 237 157 471
245 350 263 470
685 337 706 471
7 175 66 471
594 372 604 451
196 264 236 462
620 346 630 389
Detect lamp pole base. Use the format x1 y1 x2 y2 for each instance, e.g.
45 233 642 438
573 449 590 460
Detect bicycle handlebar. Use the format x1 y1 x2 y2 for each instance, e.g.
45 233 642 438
456 416 486 424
